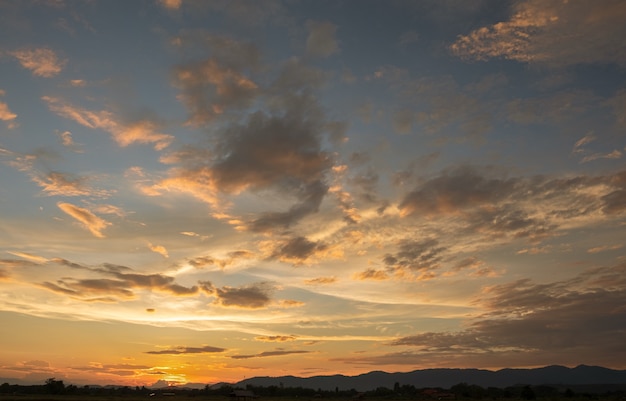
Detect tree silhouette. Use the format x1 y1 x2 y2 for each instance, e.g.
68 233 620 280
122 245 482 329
45 378 65 395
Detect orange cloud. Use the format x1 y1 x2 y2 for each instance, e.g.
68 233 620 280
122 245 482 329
10 48 66 77
57 202 111 238
148 243 169 258
451 0 626 67
354 268 389 281
158 0 182 10
42 96 173 150
0 90 18 128
304 276 337 285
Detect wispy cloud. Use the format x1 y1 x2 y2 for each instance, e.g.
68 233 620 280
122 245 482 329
0 90 17 128
43 96 173 150
450 0 626 67
145 345 225 355
10 48 66 77
57 202 111 238
231 349 311 359
148 243 169 258
255 335 298 342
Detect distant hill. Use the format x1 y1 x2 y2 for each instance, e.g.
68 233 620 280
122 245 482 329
235 365 626 391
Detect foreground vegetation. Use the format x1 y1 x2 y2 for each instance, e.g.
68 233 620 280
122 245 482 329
1 379 624 401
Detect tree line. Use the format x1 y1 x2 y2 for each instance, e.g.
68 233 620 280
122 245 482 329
1 378 624 400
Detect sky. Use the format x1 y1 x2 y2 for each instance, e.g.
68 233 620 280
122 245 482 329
0 0 625 388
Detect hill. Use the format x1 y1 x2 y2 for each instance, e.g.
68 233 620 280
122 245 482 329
235 365 626 391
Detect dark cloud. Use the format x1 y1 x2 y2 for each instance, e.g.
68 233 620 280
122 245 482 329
602 171 626 214
255 335 298 342
162 51 340 233
270 236 328 265
187 250 254 269
399 167 626 246
173 33 261 125
389 262 626 366
383 238 446 273
145 345 225 355
399 166 518 217
349 168 380 203
39 260 199 300
231 349 311 359
202 281 274 309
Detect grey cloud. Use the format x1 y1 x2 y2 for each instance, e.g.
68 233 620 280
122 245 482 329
174 58 259 125
349 168 380 203
383 238 446 273
163 50 340 233
255 335 298 342
145 345 225 355
39 260 199 300
269 58 330 94
601 171 626 214
204 282 274 309
270 236 328 265
465 206 556 242
399 166 518 217
450 0 626 67
231 349 311 359
176 32 262 71
305 20 340 58
390 262 626 365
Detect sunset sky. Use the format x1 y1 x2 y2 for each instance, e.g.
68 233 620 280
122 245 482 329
1 0 626 387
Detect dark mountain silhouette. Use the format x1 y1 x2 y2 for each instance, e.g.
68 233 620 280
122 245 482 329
235 365 626 391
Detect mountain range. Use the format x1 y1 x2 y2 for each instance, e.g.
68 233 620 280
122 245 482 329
3 365 626 391
233 365 626 391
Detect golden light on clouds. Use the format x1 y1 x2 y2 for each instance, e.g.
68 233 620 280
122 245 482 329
0 0 625 388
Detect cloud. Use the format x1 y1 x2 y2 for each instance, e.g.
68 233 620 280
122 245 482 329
158 0 182 10
572 133 597 153
255 335 298 342
305 20 339 58
148 243 169 258
6 251 48 263
145 345 225 355
42 96 173 150
0 147 110 197
450 0 626 67
354 268 389 281
57 202 111 238
57 130 83 153
231 349 311 359
202 281 274 308
304 276 337 285
269 236 329 266
186 250 253 269
39 260 200 300
587 244 622 254
154 92 335 230
580 150 622 164
388 262 626 366
37 171 104 197
383 238 446 276
174 58 258 125
10 48 66 77
0 90 17 128
399 166 518 217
